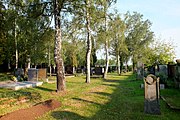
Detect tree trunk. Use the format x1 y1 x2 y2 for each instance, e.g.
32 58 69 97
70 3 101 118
54 0 65 91
117 54 120 75
103 6 109 79
48 43 51 77
104 40 109 79
15 19 18 69
120 55 123 75
85 0 91 83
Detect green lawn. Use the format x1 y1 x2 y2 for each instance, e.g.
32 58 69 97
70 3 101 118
0 72 180 120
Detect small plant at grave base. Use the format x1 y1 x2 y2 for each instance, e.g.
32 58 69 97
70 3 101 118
11 76 18 82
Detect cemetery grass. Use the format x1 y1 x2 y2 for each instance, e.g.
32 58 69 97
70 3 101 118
0 73 179 120
0 72 12 82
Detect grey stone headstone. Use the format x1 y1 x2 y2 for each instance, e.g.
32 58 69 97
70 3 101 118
144 74 161 115
158 65 168 75
14 68 24 77
28 68 38 81
137 61 144 80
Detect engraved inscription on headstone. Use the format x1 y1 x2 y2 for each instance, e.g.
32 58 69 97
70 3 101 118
144 74 161 114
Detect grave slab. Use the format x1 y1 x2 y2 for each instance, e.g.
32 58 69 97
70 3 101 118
0 81 43 90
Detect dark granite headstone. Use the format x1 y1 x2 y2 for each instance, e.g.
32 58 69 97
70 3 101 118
28 68 38 81
95 67 104 75
65 66 75 74
168 63 176 78
144 74 160 115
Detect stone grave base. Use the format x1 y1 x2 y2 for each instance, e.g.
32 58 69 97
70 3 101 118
144 99 161 115
0 81 43 90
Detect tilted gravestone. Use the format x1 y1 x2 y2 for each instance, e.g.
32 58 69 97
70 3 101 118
28 68 38 81
144 74 161 115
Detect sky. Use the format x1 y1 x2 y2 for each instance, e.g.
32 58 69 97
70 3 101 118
112 0 180 60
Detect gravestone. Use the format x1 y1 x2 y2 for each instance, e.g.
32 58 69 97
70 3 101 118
144 74 161 114
65 66 75 74
28 68 38 81
175 59 180 88
95 67 104 75
168 63 176 78
148 66 155 75
158 65 168 76
137 61 144 80
156 65 168 85
76 67 83 73
14 68 24 77
38 68 47 81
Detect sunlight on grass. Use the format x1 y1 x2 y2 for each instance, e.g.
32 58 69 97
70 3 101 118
0 72 180 120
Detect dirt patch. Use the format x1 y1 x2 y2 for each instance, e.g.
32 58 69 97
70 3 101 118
0 99 61 120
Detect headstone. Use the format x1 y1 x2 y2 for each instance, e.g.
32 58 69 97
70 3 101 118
144 74 161 115
90 67 95 75
168 64 176 78
148 66 155 75
95 67 104 75
175 59 180 88
137 61 144 80
28 68 38 81
76 67 83 73
14 68 24 77
65 66 75 74
158 65 168 76
38 68 47 81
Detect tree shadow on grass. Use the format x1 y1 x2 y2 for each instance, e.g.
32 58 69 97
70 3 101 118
102 83 118 87
51 73 161 120
72 97 102 106
35 86 55 92
51 111 87 120
90 92 111 96
103 79 120 83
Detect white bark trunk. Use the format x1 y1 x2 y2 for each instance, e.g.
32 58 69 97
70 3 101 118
54 0 65 91
15 19 18 69
85 0 92 83
104 40 109 79
117 54 120 75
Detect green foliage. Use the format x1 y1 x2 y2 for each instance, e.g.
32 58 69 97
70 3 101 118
142 39 175 66
124 12 154 67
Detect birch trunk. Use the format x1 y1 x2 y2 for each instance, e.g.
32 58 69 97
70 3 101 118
103 6 109 79
15 19 18 69
104 40 109 79
85 0 92 83
54 0 65 91
117 54 120 75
